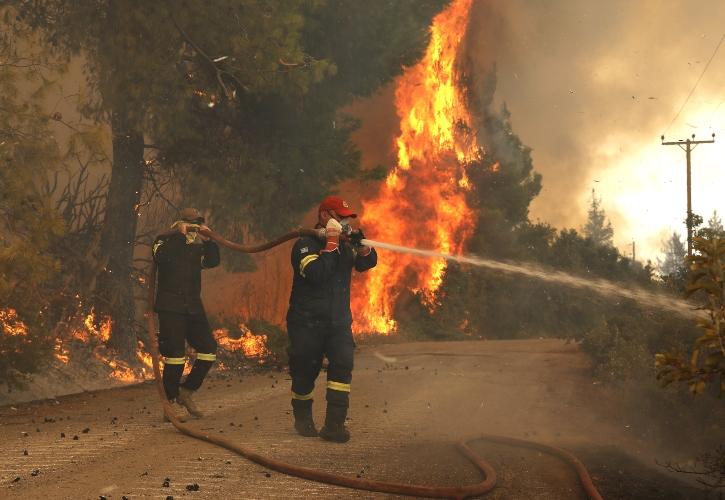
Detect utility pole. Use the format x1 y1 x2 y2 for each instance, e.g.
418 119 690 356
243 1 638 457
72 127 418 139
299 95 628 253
661 133 715 257
632 240 636 262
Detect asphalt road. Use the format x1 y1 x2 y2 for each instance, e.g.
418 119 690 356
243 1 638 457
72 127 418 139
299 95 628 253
0 339 697 499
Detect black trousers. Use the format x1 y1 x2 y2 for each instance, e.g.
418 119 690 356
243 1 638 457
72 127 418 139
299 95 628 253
157 311 217 400
287 318 354 413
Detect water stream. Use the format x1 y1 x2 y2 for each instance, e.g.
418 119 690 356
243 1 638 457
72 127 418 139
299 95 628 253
361 238 703 320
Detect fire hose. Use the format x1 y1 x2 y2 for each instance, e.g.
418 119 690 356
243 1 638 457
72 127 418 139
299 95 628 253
145 227 604 499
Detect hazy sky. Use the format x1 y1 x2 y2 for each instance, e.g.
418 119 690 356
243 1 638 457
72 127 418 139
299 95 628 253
469 0 725 261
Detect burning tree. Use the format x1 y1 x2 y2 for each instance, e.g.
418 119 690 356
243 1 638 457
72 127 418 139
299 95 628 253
354 0 481 334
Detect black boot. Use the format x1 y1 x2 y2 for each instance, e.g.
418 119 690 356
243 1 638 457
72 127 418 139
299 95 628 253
319 403 350 443
292 399 318 437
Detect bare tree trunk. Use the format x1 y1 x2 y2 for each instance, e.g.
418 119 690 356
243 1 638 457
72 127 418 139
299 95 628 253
96 110 145 357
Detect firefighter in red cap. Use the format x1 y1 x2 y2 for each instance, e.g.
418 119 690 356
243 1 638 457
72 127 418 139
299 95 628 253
152 208 220 422
287 196 377 442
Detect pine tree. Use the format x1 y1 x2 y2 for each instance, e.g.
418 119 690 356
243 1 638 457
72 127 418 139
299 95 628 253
697 210 724 239
657 231 687 278
583 189 614 247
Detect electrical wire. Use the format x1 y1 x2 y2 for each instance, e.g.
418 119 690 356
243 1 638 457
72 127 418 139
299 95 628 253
664 33 725 135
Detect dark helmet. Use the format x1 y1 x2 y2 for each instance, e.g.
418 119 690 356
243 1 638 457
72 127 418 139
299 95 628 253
179 207 205 224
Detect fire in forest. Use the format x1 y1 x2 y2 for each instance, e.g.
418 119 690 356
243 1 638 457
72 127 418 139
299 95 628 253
353 0 481 334
1 302 274 386
0 308 29 337
214 326 271 362
51 309 154 383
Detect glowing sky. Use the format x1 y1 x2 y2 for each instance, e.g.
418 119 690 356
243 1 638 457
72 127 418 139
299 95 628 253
469 0 725 262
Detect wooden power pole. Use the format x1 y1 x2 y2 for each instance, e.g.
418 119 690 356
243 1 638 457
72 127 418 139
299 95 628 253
661 133 716 256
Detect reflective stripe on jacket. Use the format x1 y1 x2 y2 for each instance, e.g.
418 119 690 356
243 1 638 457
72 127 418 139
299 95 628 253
152 232 220 314
287 235 377 326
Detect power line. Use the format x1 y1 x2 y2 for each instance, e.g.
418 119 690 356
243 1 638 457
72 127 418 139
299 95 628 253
664 32 725 135
661 134 716 257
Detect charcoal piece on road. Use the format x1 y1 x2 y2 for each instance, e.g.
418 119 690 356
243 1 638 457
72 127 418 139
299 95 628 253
82 427 90 433
166 496 174 500
73 435 79 440
265 473 271 478
60 432 65 438
99 496 107 500
23 449 28 456
185 483 200 491
31 469 40 476
12 476 20 483
162 479 170 487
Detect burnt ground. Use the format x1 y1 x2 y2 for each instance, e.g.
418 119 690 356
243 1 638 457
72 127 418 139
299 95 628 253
0 339 716 499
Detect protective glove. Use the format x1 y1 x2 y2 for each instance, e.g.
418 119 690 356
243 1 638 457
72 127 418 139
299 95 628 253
349 228 365 247
172 221 202 244
198 225 212 241
323 218 342 252
351 228 372 256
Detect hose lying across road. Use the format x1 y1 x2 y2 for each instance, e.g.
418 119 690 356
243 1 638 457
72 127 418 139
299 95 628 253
145 228 604 499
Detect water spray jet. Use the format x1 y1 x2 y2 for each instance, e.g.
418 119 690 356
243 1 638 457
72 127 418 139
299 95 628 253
360 238 703 321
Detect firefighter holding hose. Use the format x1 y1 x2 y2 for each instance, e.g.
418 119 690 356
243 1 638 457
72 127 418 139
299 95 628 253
287 196 377 442
151 207 220 422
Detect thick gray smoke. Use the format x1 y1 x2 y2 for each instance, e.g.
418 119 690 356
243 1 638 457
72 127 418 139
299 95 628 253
467 0 725 258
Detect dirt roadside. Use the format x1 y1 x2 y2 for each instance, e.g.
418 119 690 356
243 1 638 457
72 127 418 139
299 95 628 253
0 339 713 499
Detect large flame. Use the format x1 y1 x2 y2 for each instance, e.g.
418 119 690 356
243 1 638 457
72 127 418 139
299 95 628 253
353 0 480 334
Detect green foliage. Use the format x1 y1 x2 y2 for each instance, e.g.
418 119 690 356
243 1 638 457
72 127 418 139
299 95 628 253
164 0 448 241
301 0 448 100
14 0 447 240
656 236 725 395
15 0 334 129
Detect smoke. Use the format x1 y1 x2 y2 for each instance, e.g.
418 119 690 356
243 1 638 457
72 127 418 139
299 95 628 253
467 0 725 260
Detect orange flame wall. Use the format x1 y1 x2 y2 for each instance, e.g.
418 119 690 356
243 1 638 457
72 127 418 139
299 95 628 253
352 0 480 334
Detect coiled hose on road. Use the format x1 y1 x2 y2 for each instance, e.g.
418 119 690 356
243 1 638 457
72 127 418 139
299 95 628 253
145 227 604 499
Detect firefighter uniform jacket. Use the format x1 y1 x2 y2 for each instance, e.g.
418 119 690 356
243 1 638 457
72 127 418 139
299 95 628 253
152 232 220 314
287 235 377 326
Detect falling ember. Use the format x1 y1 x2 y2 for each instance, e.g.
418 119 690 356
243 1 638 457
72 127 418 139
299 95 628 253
353 0 480 334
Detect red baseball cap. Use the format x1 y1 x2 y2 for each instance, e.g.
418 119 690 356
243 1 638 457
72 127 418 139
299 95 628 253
319 195 357 218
